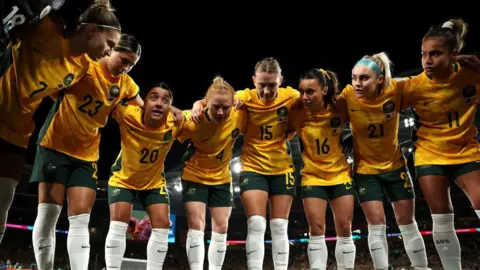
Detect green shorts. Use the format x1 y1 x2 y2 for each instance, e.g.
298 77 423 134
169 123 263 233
182 180 233 207
415 161 480 180
108 185 169 207
239 171 296 197
30 146 97 189
354 167 414 203
302 183 355 201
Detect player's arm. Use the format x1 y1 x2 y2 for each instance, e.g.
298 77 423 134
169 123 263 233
456 55 480 77
170 105 184 126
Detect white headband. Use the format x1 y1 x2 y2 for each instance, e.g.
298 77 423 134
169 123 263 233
80 23 120 31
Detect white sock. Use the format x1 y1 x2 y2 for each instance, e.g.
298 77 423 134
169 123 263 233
208 231 227 270
270 218 289 270
367 224 389 270
105 221 127 270
307 235 327 270
432 213 461 270
0 178 17 244
335 236 356 270
399 222 428 268
67 214 91 270
246 215 266 270
147 228 169 270
476 210 480 219
186 229 205 270
32 203 62 270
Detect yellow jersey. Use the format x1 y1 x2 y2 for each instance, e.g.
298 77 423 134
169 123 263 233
402 66 480 166
178 108 247 185
236 87 300 175
109 106 181 190
38 60 139 161
290 106 351 186
0 16 88 148
341 80 405 175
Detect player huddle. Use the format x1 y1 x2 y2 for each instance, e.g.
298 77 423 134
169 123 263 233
1 1 480 270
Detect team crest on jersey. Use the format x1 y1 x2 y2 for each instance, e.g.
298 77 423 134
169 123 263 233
462 85 477 104
63 73 74 86
164 130 173 143
108 85 121 101
330 117 342 135
277 106 288 121
231 128 240 139
382 100 395 120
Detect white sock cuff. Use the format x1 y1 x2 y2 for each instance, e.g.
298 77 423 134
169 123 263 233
110 221 128 230
368 224 386 234
68 214 90 223
432 213 455 232
475 210 480 219
270 218 288 228
309 235 325 243
151 228 169 243
187 229 204 239
247 215 267 233
211 231 227 242
337 236 354 244
38 203 62 216
398 222 419 234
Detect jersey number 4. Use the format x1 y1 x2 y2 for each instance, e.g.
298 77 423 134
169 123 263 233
77 95 104 116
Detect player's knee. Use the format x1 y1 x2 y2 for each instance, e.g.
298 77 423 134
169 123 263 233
68 203 92 217
188 217 205 231
309 220 325 236
151 214 170 229
335 219 352 237
394 211 414 226
367 214 386 226
212 222 228 234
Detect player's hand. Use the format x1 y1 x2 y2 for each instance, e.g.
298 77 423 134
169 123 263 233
191 100 206 123
233 99 245 110
170 106 183 125
456 55 480 73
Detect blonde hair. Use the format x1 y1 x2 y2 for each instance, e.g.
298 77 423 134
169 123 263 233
254 57 282 74
362 52 393 90
205 76 235 102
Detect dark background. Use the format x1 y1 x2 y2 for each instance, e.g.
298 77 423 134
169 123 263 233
9 3 480 240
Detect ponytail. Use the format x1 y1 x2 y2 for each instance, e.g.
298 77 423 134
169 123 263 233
357 52 393 90
205 76 235 102
423 18 468 52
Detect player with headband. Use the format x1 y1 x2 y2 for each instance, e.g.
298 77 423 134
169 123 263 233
341 52 430 269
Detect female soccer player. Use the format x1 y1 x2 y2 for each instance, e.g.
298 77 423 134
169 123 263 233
342 52 429 269
402 18 480 270
105 83 182 270
192 57 300 270
290 68 355 270
30 34 141 270
178 77 246 270
0 0 121 245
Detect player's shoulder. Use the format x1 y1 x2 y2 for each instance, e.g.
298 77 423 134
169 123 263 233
279 86 300 99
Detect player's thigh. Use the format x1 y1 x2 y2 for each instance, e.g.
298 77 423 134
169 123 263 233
182 180 208 230
454 162 480 209
143 189 170 229
329 184 356 237
381 168 416 225
239 172 268 218
416 164 452 214
302 185 328 236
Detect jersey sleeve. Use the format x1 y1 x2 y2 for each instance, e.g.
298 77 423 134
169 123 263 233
395 76 416 110
234 89 248 102
176 110 192 143
124 76 140 102
112 103 129 123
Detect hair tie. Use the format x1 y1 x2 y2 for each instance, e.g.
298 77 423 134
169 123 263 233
319 68 331 80
442 21 454 29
